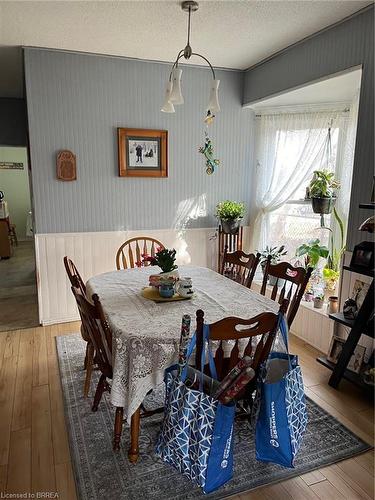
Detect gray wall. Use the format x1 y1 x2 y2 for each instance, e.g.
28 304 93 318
243 6 374 250
24 48 253 234
0 98 27 146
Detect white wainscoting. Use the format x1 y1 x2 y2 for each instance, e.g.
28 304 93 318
35 227 252 325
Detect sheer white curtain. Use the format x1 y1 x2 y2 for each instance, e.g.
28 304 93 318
251 110 346 251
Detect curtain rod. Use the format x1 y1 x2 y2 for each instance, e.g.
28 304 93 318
255 108 350 118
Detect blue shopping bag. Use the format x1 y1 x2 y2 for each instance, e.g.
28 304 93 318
156 325 235 494
255 314 308 468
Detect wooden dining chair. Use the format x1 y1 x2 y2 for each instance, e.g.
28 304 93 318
195 299 289 406
220 246 261 289
115 237 165 270
260 258 313 328
64 256 95 397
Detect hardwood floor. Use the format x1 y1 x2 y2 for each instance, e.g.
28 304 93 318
0 322 373 499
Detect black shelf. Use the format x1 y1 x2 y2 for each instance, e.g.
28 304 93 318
317 356 373 392
359 203 375 210
342 265 374 278
328 312 354 328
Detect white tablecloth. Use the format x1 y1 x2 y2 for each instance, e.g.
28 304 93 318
86 265 279 423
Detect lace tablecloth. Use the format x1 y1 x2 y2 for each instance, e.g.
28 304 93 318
86 266 278 423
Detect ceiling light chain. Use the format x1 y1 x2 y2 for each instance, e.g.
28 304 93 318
161 1 220 118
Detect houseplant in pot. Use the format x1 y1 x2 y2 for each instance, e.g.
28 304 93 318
216 200 245 234
259 245 287 286
307 170 340 215
322 208 345 294
295 239 329 300
313 293 325 309
142 247 179 284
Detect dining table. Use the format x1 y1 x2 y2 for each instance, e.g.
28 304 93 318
86 264 279 462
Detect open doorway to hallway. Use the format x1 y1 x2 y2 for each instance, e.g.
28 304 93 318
0 146 39 331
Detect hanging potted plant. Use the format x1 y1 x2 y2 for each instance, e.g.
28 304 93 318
215 200 245 234
307 170 340 215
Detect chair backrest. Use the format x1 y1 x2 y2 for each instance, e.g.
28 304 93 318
260 258 313 327
220 247 260 288
71 287 113 379
195 299 288 381
115 237 165 270
64 256 86 296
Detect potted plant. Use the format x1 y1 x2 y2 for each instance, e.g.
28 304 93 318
215 200 245 234
307 170 340 214
322 208 345 294
295 239 329 270
258 245 288 286
141 248 179 281
313 293 325 309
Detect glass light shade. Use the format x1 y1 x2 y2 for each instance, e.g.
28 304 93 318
207 79 220 112
161 81 175 113
169 68 184 105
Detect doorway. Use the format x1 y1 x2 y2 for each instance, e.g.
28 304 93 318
0 146 38 331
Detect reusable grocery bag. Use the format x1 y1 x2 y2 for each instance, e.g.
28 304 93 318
156 325 235 494
255 313 307 468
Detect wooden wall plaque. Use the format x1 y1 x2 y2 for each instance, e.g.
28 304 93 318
57 150 77 181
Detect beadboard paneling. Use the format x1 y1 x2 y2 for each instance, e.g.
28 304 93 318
24 48 254 235
243 6 374 250
35 227 252 325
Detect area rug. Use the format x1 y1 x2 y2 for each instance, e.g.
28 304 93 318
56 334 371 500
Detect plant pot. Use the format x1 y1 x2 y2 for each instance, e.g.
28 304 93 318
313 298 324 309
311 197 336 214
159 269 179 280
221 218 241 235
304 292 314 302
269 275 285 288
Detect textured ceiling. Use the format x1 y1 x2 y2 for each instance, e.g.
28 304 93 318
0 0 372 97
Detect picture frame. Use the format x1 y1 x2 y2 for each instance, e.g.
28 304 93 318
118 128 168 178
327 336 366 374
350 241 374 270
351 279 370 310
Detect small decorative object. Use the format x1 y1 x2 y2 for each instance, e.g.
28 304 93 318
327 336 366 374
359 216 375 233
215 200 245 234
295 239 329 270
160 1 220 119
313 294 324 309
363 367 375 386
328 296 339 314
350 241 374 271
176 277 194 298
199 132 219 175
159 282 176 298
118 128 168 177
304 291 314 302
141 247 178 280
57 150 77 181
343 297 357 319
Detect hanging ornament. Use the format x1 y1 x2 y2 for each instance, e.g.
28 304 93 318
199 132 220 175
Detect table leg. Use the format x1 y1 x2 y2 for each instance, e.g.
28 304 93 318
128 407 141 463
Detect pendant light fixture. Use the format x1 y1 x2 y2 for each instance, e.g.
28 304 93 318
161 1 220 117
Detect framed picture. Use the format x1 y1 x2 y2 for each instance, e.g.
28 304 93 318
118 128 168 177
327 336 366 374
351 279 370 310
350 241 374 270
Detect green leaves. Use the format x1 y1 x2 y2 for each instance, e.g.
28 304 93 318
309 170 340 198
295 239 329 269
258 245 288 265
216 200 245 221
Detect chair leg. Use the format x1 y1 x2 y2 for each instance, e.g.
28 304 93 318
83 343 95 398
128 407 141 463
83 342 89 370
92 374 106 411
113 407 124 451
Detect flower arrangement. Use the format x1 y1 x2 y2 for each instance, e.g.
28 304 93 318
141 247 178 274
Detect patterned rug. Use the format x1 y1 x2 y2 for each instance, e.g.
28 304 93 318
56 334 371 500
